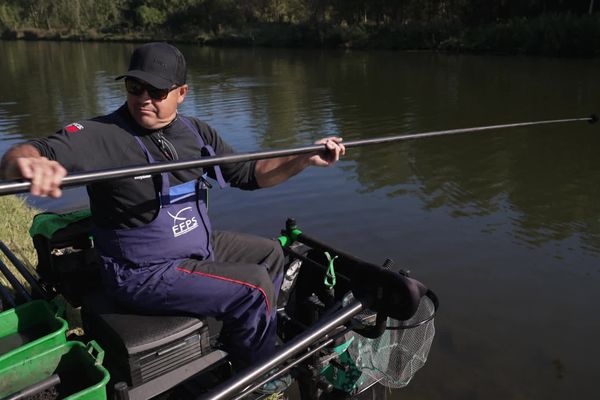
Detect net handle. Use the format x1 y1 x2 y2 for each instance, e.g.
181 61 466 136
352 312 388 339
385 289 439 331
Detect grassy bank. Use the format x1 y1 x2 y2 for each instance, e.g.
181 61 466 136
3 13 600 57
0 195 39 294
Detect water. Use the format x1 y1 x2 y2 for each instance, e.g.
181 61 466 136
1 41 600 399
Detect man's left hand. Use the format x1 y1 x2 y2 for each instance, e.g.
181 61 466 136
309 137 345 167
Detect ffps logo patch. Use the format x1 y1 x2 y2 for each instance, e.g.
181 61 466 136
168 207 199 237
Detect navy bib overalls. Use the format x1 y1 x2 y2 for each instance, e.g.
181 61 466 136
93 114 283 364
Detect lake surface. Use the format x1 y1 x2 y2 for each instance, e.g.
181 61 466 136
1 41 600 399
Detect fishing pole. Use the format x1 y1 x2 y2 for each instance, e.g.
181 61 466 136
0 115 596 196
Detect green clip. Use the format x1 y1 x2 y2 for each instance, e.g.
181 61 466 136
324 252 338 289
277 228 302 248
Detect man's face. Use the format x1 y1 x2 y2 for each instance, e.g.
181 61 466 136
125 78 188 130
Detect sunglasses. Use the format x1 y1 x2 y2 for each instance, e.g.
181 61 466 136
125 78 175 100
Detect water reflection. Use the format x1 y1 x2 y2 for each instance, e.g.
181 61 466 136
183 47 342 151
1 42 600 399
314 51 600 255
0 102 22 141
2 43 600 255
0 41 130 142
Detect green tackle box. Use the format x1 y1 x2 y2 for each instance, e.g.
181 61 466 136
0 340 110 400
0 300 68 367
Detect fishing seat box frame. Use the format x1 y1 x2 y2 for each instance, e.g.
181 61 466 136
31 211 227 399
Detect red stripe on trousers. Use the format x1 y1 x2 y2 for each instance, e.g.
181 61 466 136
175 267 271 314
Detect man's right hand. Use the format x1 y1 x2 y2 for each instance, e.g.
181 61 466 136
1 145 67 198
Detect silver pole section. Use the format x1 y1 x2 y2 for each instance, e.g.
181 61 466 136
0 115 595 196
197 300 365 400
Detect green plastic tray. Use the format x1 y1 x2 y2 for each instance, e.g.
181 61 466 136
0 300 68 368
0 340 110 399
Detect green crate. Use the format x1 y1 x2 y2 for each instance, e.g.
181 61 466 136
0 300 68 368
0 340 110 399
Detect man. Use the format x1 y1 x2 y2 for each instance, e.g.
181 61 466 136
0 42 344 393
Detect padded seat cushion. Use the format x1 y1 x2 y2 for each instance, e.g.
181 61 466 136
81 291 206 355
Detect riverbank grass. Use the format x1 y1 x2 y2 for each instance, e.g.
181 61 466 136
0 195 39 291
3 13 600 56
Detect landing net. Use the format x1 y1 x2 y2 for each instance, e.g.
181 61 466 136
346 294 436 390
322 292 436 395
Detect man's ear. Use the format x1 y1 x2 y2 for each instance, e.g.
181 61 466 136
177 84 189 104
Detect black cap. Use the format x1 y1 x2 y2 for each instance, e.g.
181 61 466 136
116 42 186 89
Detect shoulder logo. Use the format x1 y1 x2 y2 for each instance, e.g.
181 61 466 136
64 122 84 133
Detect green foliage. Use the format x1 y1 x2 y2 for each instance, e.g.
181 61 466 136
1 0 600 56
87 0 128 32
324 23 369 48
464 13 600 56
253 22 313 47
0 3 21 31
0 196 39 270
136 5 167 28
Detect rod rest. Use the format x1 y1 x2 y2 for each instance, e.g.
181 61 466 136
286 229 435 322
351 266 430 321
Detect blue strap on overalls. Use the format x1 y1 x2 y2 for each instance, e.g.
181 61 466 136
178 116 229 189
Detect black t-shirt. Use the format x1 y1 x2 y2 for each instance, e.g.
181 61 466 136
29 104 258 229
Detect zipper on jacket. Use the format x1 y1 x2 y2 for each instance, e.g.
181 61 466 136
152 130 179 160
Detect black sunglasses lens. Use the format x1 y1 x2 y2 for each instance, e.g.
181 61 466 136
125 79 144 95
125 79 170 100
147 87 170 100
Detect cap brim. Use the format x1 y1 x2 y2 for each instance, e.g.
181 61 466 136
115 70 174 90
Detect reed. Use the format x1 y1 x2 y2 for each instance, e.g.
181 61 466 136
0 195 39 292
